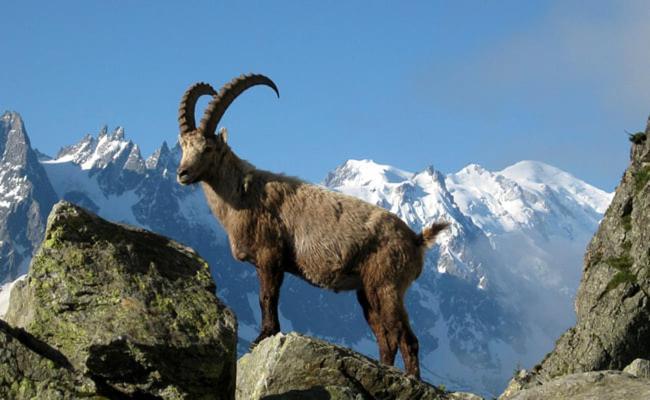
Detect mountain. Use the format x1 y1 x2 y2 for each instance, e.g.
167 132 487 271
0 112 57 283
323 159 612 393
0 112 613 396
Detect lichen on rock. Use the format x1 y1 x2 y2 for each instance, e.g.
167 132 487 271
0 319 100 400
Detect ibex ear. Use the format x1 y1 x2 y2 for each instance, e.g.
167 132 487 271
218 127 228 144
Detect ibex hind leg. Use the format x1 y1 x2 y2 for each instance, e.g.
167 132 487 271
375 284 421 379
356 289 396 365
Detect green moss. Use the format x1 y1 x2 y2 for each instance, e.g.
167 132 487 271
64 248 85 267
43 226 66 249
622 214 632 231
605 270 637 293
607 254 633 271
634 166 650 194
603 254 636 294
590 252 603 268
629 131 647 144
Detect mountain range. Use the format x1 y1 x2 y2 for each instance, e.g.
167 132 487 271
0 111 612 396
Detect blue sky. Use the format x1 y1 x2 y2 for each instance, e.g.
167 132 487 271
2 1 649 191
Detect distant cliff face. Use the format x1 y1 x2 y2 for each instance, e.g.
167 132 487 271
503 118 650 393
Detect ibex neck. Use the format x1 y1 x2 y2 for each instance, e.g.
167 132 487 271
201 146 253 218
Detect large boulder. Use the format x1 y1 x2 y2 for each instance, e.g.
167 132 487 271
5 201 237 399
501 119 650 396
236 332 482 400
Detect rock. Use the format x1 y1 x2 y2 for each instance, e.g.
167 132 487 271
0 319 99 399
623 358 650 378
236 332 483 400
499 370 545 400
5 201 237 399
505 117 650 393
502 370 650 400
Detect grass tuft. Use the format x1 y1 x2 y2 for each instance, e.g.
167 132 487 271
608 254 633 271
622 214 632 231
634 166 650 194
603 254 636 294
628 131 647 144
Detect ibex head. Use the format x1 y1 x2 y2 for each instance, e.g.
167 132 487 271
176 74 279 185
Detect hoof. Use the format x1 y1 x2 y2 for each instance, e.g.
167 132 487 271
249 331 277 350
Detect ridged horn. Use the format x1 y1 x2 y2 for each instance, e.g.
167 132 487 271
199 73 279 136
178 82 217 135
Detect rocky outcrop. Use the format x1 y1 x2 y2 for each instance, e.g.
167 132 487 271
500 118 650 396
236 332 482 400
504 369 650 400
4 201 237 399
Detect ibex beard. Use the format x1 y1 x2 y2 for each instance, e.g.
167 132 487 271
176 73 448 379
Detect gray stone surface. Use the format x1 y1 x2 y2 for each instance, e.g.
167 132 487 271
504 370 650 400
236 332 482 400
5 201 237 399
623 358 650 378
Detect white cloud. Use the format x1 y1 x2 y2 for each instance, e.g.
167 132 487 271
418 1 650 118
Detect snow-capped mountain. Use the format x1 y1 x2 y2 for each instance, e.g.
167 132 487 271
0 112 57 283
323 159 612 392
0 112 613 396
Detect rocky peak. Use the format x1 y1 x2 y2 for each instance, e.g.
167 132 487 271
144 141 183 183
113 126 125 140
0 111 57 282
53 126 143 172
0 111 32 166
146 140 175 172
123 143 145 173
98 124 108 139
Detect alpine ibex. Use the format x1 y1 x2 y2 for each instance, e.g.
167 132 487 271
176 74 448 378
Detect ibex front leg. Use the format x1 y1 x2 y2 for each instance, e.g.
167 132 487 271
251 265 284 348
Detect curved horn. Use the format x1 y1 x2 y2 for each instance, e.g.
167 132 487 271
199 73 279 136
178 82 218 135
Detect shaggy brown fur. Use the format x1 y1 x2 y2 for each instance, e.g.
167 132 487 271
177 74 448 378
